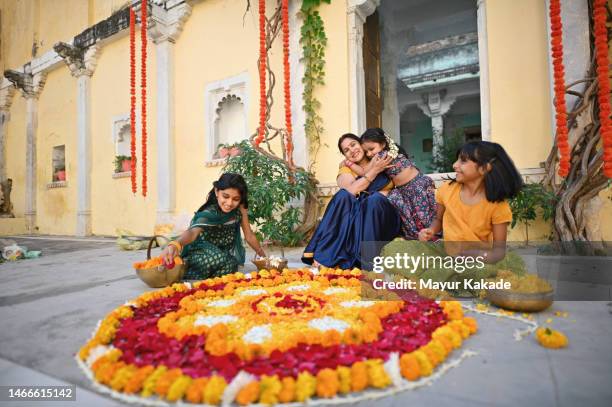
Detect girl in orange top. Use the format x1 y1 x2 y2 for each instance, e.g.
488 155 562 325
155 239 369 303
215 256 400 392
418 141 523 263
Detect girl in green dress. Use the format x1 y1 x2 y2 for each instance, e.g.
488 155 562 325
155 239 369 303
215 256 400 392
161 173 266 279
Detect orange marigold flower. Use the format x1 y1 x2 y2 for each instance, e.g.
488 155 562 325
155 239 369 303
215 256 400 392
365 359 391 388
449 320 470 339
413 350 433 377
124 365 154 394
316 368 340 398
203 376 226 405
154 368 182 397
462 316 478 334
236 381 260 405
166 375 192 402
278 377 296 403
400 353 421 381
350 361 369 391
259 375 282 405
185 378 208 403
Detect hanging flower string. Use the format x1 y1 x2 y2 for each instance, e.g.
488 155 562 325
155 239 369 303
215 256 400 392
549 0 570 177
129 6 137 194
281 0 294 167
140 0 148 196
594 0 612 178
255 0 267 147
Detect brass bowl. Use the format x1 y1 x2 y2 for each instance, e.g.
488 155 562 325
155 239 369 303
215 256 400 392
252 258 289 271
135 264 186 288
486 289 554 312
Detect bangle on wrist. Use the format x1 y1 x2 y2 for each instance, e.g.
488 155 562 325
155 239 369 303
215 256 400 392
168 241 183 253
363 174 373 183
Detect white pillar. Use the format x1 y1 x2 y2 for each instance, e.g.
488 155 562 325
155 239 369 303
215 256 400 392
347 0 381 135
155 39 176 224
24 96 38 232
76 74 92 236
289 0 308 168
149 2 191 225
476 0 492 141
0 81 15 185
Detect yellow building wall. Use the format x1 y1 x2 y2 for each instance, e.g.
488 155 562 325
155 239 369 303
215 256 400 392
37 0 90 55
309 0 351 184
36 67 78 234
4 96 27 219
90 37 158 236
486 0 553 169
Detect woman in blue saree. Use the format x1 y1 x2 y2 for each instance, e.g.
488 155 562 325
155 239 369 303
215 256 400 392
302 134 401 269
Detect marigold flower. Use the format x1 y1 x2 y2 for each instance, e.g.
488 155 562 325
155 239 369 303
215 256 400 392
462 317 478 334
123 366 154 394
236 381 260 405
185 378 208 403
350 361 369 391
110 365 137 391
141 366 168 398
316 368 340 398
535 327 568 349
277 377 296 403
413 350 433 377
400 353 421 381
154 368 182 397
449 320 470 339
166 375 192 402
295 371 316 401
204 376 227 405
259 375 282 405
365 359 391 388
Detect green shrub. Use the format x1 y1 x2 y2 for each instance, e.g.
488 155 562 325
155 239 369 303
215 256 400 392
509 183 557 244
222 141 314 247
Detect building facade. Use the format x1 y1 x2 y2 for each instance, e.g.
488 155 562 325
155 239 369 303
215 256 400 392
0 0 610 241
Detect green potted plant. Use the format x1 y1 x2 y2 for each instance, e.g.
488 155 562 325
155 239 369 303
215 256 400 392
114 155 132 173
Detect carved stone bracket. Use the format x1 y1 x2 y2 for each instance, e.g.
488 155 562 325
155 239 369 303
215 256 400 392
149 2 192 44
54 43 101 77
4 67 47 99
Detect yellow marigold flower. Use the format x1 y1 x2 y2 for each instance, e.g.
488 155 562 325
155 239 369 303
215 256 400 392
204 376 227 405
422 345 441 367
259 270 270 278
236 381 260 405
185 378 208 403
123 365 154 394
436 335 454 353
433 326 462 349
535 327 568 349
166 375 192 402
475 303 489 312
350 361 369 391
462 317 478 334
342 328 363 345
141 366 168 398
154 368 182 397
78 341 97 360
316 368 340 398
277 377 296 403
295 371 316 402
413 350 433 376
365 359 391 388
259 375 282 405
337 366 351 394
322 330 342 346
400 353 421 381
109 365 136 391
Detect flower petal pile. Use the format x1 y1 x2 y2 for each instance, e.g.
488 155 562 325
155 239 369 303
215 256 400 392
78 268 477 405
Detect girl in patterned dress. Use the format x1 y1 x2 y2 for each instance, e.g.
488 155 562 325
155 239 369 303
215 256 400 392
161 173 266 279
354 128 437 239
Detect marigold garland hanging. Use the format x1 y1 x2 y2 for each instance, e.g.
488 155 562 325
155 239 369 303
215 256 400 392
593 0 612 178
129 7 137 194
255 0 267 147
549 0 570 177
281 0 294 167
140 0 148 196
77 267 478 405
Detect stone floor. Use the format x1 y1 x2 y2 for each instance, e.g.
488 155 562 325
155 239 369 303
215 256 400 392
0 235 611 406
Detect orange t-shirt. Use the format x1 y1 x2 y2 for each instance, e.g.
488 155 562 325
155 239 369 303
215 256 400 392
435 181 512 242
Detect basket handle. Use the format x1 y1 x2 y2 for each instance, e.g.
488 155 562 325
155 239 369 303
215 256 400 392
147 235 171 260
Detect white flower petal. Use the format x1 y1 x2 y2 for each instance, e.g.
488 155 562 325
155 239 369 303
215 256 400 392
242 325 272 344
340 300 375 308
323 287 350 295
207 299 237 307
194 315 238 327
286 284 310 292
308 317 350 333
239 289 268 297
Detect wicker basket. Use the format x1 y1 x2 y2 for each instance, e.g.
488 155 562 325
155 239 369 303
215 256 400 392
134 236 186 288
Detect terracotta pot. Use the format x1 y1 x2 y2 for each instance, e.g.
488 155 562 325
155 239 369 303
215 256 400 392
55 170 66 181
218 147 229 158
121 159 132 172
229 147 241 157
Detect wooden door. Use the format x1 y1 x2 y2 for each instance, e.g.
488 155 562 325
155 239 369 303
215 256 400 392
363 11 382 129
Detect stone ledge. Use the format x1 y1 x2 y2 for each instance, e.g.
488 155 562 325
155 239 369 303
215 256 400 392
46 181 67 189
204 159 227 167
112 171 131 179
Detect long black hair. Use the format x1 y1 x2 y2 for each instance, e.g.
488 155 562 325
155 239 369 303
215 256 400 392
337 133 361 154
360 127 409 158
197 173 249 212
455 141 523 202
